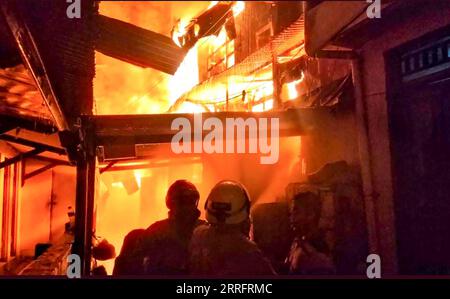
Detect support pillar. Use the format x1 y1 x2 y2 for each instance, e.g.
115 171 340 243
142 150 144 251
72 118 96 276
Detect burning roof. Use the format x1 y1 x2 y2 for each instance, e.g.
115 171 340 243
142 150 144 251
0 65 53 125
169 14 305 112
0 0 97 130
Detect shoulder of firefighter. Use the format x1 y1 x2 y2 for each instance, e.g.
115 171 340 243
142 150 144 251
188 224 277 276
113 228 147 275
140 218 206 275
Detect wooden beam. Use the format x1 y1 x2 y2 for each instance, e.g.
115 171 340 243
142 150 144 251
88 108 334 161
32 156 72 166
0 148 44 170
99 161 117 174
23 162 57 181
0 140 19 157
99 157 202 172
0 134 66 155
91 109 331 145
0 115 56 134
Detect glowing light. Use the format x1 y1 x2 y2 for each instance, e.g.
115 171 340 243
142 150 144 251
252 103 264 112
177 101 206 113
285 71 305 100
232 1 245 17
134 170 144 188
213 27 228 48
169 43 199 107
264 99 274 110
208 1 219 9
194 23 200 37
111 182 123 188
287 82 298 100
227 54 235 68
109 161 148 168
172 19 189 48
262 84 274 97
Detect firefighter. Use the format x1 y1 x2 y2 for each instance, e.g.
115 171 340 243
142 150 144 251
189 180 276 276
286 189 335 275
113 180 205 275
112 229 146 275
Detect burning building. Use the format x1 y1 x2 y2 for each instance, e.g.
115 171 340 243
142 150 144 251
0 0 449 277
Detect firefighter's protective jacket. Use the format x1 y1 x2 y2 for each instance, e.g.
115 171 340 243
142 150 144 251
189 224 276 276
113 218 205 275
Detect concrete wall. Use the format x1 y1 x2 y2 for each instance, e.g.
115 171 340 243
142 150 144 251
50 167 76 243
359 3 450 274
18 161 52 256
303 109 360 174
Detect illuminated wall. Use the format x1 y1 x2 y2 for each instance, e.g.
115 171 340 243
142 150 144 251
17 161 75 257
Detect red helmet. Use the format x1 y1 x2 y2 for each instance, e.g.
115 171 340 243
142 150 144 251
166 180 200 210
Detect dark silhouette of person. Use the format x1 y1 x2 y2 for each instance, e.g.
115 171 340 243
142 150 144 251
113 180 205 275
286 190 335 275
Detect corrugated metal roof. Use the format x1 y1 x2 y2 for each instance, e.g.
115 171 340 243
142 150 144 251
0 64 53 124
15 0 97 127
96 15 187 75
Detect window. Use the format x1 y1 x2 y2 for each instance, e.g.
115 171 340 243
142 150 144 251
256 23 273 49
399 36 450 83
207 27 235 77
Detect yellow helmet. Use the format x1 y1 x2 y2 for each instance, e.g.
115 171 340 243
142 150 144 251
205 180 251 225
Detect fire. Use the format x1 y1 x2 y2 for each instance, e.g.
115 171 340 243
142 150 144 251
287 82 298 100
232 1 245 17
177 101 206 113
285 71 305 100
208 1 219 9
208 1 244 18
214 27 228 48
171 19 189 47
91 2 304 277
94 1 250 115
94 1 209 115
168 1 248 112
134 169 145 188
96 159 206 274
251 99 273 112
264 99 274 110
168 43 200 108
96 135 302 274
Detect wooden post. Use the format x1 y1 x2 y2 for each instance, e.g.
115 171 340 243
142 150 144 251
272 53 282 110
72 118 96 276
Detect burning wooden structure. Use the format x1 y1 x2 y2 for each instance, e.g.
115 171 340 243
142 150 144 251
0 0 449 276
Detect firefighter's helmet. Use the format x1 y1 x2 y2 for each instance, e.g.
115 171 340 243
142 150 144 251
205 180 251 225
166 180 200 210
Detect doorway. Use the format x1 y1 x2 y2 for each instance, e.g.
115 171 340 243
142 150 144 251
387 27 450 274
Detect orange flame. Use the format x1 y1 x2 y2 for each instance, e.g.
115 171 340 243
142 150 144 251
232 1 245 17
94 1 210 115
285 71 305 100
